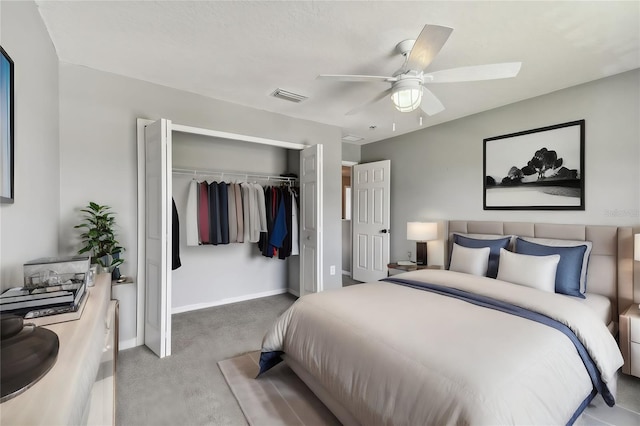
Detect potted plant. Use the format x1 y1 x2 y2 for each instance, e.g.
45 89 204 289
75 202 124 278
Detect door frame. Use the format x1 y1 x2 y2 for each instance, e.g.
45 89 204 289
136 118 319 350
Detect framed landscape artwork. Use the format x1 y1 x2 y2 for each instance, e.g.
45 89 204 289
1 45 14 204
483 120 585 210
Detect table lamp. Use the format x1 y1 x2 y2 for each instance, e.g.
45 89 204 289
407 222 438 265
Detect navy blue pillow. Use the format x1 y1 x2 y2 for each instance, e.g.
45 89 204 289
453 235 511 278
514 238 587 299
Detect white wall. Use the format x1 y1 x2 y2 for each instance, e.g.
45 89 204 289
362 70 640 267
58 63 344 302
0 1 60 291
171 132 293 311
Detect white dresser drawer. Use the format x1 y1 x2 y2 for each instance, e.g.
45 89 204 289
631 342 640 378
629 312 640 343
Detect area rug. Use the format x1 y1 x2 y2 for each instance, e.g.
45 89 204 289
218 351 340 426
220 351 640 426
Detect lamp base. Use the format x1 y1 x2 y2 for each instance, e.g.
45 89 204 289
416 241 428 266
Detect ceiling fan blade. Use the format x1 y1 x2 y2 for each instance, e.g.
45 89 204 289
420 87 445 116
424 62 522 83
406 25 454 71
346 88 392 116
317 74 397 83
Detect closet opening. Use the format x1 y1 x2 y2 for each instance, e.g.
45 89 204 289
137 118 323 358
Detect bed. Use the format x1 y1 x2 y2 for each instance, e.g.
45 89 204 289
260 221 634 425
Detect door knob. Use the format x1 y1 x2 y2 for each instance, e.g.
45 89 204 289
380 229 390 234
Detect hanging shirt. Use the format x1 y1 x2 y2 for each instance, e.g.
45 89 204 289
227 183 238 243
241 183 252 243
186 180 199 246
234 183 244 243
270 192 288 249
198 181 210 244
172 198 182 270
219 182 230 244
209 182 221 245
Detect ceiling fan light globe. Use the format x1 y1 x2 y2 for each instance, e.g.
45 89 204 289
391 87 422 112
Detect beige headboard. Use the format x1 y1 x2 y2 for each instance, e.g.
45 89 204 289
447 220 634 322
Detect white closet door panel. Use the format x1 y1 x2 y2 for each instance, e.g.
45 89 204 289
300 144 323 296
144 119 172 358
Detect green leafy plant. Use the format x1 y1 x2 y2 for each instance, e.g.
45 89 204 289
74 202 124 271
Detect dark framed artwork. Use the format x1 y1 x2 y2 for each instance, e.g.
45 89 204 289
1 45 14 204
483 120 585 210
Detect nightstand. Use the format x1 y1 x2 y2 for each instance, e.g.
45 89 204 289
387 263 443 276
620 304 640 378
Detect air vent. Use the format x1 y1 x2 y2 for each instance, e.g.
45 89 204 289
342 134 364 142
270 88 308 103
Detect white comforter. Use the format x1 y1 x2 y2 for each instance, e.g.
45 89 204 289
261 269 624 425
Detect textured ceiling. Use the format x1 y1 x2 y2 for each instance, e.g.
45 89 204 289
36 1 640 145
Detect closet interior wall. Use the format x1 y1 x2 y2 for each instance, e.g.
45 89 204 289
171 132 299 313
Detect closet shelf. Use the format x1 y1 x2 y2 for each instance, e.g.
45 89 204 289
172 168 297 183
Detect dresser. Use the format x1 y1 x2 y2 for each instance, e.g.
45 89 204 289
620 304 640 378
0 273 118 425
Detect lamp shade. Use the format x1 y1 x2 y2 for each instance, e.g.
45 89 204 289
407 222 437 241
635 234 640 261
391 87 422 112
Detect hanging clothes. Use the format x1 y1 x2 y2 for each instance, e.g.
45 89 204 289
219 182 230 244
208 182 221 245
172 198 182 270
234 183 244 243
241 183 252 243
186 180 199 246
270 193 288 250
227 183 238 243
198 181 210 244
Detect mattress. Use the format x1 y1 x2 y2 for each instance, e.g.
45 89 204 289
578 292 613 327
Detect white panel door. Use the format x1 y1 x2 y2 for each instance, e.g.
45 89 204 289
352 160 390 282
144 119 172 358
300 144 323 297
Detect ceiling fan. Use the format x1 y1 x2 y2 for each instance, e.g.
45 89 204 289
318 25 522 116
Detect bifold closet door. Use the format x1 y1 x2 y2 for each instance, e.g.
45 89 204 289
144 118 172 358
300 144 323 297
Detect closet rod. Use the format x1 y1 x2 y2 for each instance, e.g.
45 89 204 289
172 168 297 182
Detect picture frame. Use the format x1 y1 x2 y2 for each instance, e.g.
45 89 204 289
1 45 14 204
483 120 585 210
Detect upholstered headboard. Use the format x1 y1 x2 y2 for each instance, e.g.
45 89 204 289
447 221 634 323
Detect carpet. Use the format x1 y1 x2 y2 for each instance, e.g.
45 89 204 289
220 351 640 426
218 351 340 426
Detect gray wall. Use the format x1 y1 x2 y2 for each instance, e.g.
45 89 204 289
342 142 361 163
0 1 60 291
362 70 640 266
57 63 344 299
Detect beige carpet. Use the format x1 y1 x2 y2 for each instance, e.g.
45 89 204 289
218 351 340 426
220 351 640 426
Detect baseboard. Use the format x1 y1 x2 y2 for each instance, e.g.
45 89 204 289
342 270 351 276
118 337 139 351
288 288 300 297
172 288 289 314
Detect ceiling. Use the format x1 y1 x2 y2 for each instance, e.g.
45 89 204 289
35 1 640 145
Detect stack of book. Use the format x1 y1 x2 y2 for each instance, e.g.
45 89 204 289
0 281 86 319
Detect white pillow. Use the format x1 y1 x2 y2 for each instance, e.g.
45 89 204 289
496 248 560 293
449 243 491 277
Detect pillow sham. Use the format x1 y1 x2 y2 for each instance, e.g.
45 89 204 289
453 234 511 278
517 236 592 294
449 243 491 277
496 248 560 293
